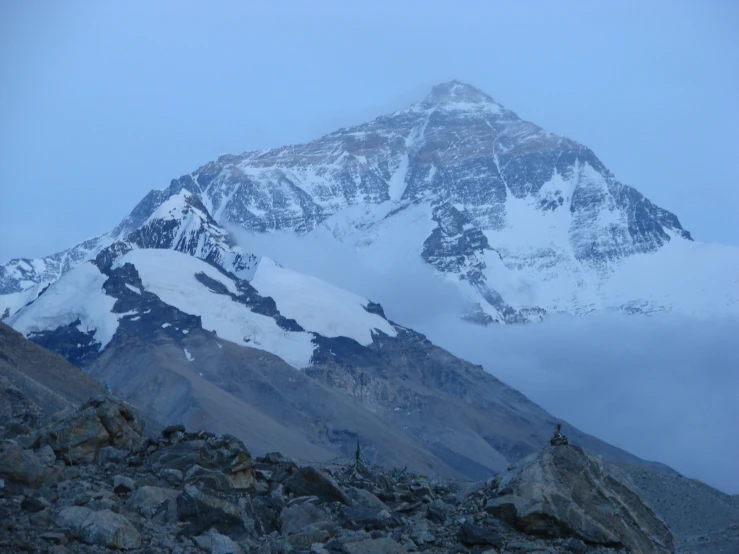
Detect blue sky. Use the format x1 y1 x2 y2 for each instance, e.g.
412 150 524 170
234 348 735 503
1 0 737 262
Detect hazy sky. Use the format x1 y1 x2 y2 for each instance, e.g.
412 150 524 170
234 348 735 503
1 0 738 263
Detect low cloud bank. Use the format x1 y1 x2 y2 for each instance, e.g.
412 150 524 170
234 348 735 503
421 313 739 494
233 229 739 494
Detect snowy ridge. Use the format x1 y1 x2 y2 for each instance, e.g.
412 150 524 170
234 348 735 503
251 257 397 345
124 191 260 281
8 263 121 351
114 249 316 369
6 235 404 369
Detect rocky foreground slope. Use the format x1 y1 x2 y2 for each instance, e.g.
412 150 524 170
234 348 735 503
1 395 677 554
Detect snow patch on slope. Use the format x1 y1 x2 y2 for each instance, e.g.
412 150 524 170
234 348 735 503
115 249 315 369
0 282 48 319
8 264 119 350
251 257 396 345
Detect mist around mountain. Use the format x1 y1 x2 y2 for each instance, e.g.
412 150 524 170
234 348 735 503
2 81 737 494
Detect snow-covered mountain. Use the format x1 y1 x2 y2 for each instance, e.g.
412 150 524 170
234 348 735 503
4 190 665 477
3 81 737 322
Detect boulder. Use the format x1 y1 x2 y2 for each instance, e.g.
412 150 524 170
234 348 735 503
279 501 332 535
285 466 352 505
161 424 185 439
145 434 255 488
97 446 130 465
339 506 394 531
194 528 244 554
457 522 503 547
485 445 674 554
176 484 243 534
158 467 183 485
342 536 406 554
286 525 329 549
146 440 210 472
33 395 143 464
127 486 178 518
36 444 56 464
0 440 56 488
409 518 436 544
113 474 135 494
346 487 388 510
184 464 231 491
56 506 141 550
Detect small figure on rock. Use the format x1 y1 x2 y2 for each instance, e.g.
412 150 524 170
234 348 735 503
550 423 569 446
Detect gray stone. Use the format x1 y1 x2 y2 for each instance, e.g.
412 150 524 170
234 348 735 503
127 485 178 518
286 466 352 505
485 445 674 554
346 487 388 511
97 446 129 465
409 519 436 544
176 484 243 533
21 495 49 512
184 464 231 491
162 423 186 438
40 531 70 545
113 474 135 494
286 525 329 549
339 506 394 531
457 522 503 547
342 536 405 554
36 444 56 464
56 506 141 550
279 502 332 535
194 528 244 554
32 396 144 464
0 441 55 488
159 467 183 485
151 498 178 526
563 537 588 553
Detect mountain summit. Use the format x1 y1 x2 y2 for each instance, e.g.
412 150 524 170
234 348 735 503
2 82 737 324
422 80 498 107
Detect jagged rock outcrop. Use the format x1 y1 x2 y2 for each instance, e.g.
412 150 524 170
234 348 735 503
30 395 144 464
485 445 674 553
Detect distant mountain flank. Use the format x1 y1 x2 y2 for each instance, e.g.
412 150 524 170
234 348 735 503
3 81 737 323
2 190 667 480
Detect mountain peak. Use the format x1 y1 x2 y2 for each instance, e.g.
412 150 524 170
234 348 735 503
423 81 496 107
